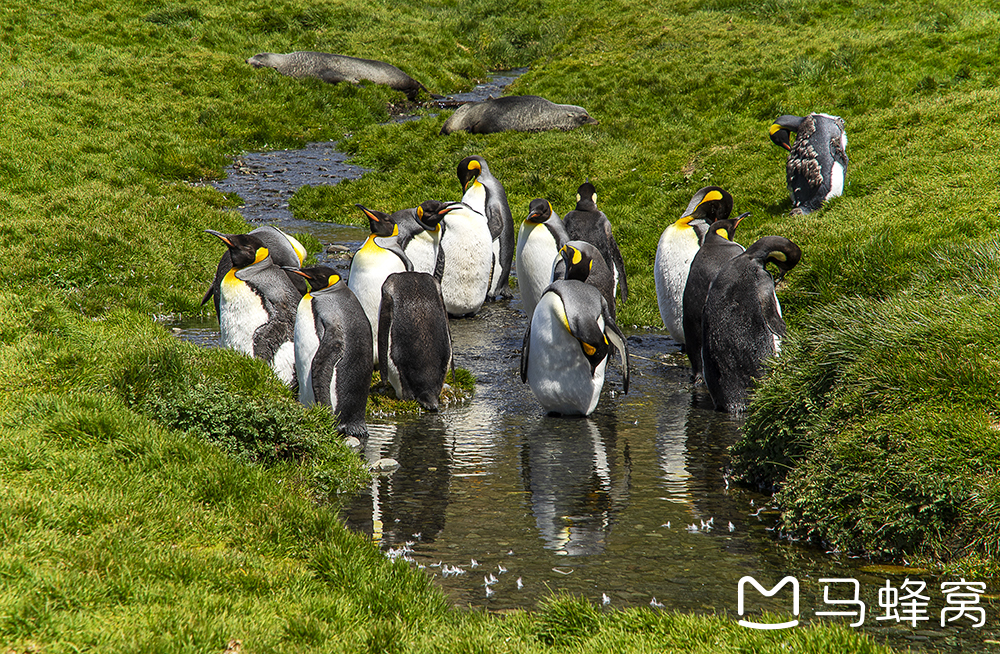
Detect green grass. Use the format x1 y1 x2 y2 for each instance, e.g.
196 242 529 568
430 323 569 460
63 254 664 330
1 0 997 649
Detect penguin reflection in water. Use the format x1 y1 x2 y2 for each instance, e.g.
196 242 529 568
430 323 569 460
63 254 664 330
204 230 301 386
701 236 802 414
290 266 373 437
521 245 630 417
378 272 453 412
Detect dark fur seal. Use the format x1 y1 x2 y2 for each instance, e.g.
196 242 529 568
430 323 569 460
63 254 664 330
440 95 598 135
247 51 428 100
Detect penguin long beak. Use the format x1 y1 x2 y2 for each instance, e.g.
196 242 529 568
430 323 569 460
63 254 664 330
734 211 751 226
204 229 233 247
282 266 311 279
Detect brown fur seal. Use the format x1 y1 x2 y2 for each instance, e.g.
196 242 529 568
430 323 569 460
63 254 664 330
247 51 428 100
440 95 598 135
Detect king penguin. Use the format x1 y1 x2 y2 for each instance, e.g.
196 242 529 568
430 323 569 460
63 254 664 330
204 230 301 387
458 156 514 300
291 265 372 437
769 113 848 215
347 205 413 365
653 186 733 345
378 271 453 412
551 241 618 320
701 235 802 414
433 197 493 317
202 225 308 317
520 278 629 417
394 200 448 275
515 198 569 318
562 181 628 303
681 213 748 382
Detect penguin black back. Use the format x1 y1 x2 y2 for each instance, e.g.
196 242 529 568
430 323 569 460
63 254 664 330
378 272 453 411
701 236 802 414
681 214 748 382
769 113 848 215
562 181 628 303
551 240 617 320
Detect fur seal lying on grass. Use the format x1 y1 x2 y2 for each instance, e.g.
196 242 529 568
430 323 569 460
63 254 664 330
440 95 598 135
247 51 428 100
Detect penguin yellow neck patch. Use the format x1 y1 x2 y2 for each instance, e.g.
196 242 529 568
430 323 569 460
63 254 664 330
254 247 269 264
581 342 597 356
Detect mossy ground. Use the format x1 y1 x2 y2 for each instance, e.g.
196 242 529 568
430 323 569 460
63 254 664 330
0 0 995 649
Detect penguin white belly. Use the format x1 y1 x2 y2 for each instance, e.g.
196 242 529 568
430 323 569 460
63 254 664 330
327 365 340 413
406 231 440 275
488 235 503 296
271 341 296 386
526 293 606 416
827 161 845 201
294 296 320 406
349 248 405 363
440 217 492 315
383 328 402 397
516 223 559 317
653 225 699 344
219 274 269 357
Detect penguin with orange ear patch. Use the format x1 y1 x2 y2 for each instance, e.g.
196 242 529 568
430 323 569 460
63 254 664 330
204 230 301 387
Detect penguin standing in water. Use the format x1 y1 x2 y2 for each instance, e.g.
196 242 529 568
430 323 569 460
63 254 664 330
515 199 569 318
348 205 413 364
378 272 453 411
202 225 308 317
204 230 301 386
769 113 848 215
653 186 733 346
520 278 629 417
562 182 628 303
290 266 372 437
681 214 748 382
394 200 448 275
432 197 493 317
551 241 618 320
701 235 802 414
457 156 514 300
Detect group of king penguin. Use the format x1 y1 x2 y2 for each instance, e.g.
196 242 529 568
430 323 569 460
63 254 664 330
202 112 845 429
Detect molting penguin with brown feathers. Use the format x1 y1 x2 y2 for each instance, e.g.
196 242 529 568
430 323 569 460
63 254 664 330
653 187 733 346
701 236 802 414
457 156 514 300
204 230 301 387
769 113 848 215
562 181 628 303
681 214 748 383
291 266 372 437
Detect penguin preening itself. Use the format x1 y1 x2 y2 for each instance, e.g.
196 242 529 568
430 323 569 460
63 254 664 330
653 186 734 345
202 225 308 317
433 197 493 318
515 199 569 318
681 214 749 382
290 266 372 437
520 278 629 417
551 240 618 320
204 230 301 387
395 200 448 275
701 235 802 414
562 182 628 303
458 156 514 300
378 272 454 412
348 205 414 365
769 113 848 215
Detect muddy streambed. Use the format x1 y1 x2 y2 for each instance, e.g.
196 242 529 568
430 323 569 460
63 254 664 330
173 74 999 652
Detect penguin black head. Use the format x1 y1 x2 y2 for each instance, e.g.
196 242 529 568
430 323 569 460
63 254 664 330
416 200 449 230
205 230 269 269
457 156 485 191
575 182 597 210
290 265 342 291
747 236 803 282
710 212 750 241
355 205 398 237
769 115 804 151
558 244 593 283
526 198 553 223
684 187 734 223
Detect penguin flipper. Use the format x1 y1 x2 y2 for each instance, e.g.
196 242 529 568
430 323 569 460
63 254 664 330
433 242 446 281
520 313 533 384
603 302 630 395
311 331 344 412
605 225 628 303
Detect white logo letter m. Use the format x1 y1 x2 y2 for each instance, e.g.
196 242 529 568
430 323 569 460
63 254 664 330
738 576 800 630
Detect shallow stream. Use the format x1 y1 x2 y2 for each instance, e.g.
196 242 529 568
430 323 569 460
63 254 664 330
174 73 998 652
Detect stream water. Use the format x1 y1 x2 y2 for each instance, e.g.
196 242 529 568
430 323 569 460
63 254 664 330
174 73 999 652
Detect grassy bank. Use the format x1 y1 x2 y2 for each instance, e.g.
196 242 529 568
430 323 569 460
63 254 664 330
0 0 995 651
